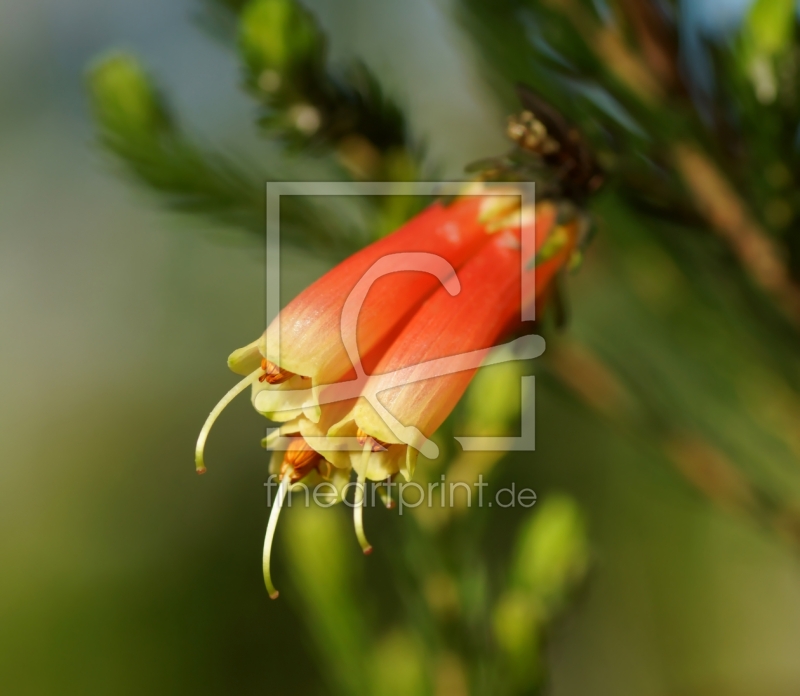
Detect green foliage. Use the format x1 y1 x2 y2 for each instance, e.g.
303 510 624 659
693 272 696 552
87 51 268 236
493 496 589 690
236 0 416 185
87 0 427 253
83 1 800 694
284 505 370 695
87 51 373 253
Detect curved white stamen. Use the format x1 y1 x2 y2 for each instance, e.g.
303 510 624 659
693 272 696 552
354 444 373 555
263 472 291 600
195 368 262 474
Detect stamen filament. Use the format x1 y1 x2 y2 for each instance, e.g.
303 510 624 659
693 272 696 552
195 368 261 474
377 479 395 510
354 444 373 555
263 472 291 600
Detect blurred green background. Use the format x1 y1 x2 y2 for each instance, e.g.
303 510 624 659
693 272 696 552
3 0 800 694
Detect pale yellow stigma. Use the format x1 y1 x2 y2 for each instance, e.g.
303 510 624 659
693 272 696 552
263 472 291 600
354 443 373 555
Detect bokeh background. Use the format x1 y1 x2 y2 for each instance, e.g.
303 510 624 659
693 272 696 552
3 0 800 694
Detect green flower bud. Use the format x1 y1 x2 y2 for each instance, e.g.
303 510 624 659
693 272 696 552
746 0 795 57
493 496 588 687
492 590 543 681
369 631 427 696
740 0 795 103
87 52 165 135
511 494 589 608
239 0 319 87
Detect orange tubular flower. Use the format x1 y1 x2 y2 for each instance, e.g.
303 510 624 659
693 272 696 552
195 189 520 473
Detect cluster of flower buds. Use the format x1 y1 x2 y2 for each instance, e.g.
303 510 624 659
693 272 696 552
196 184 581 597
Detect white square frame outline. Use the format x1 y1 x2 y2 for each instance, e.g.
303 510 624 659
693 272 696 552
265 181 539 454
